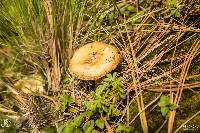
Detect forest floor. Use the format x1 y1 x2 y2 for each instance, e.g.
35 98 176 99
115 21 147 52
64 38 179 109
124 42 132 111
0 0 200 133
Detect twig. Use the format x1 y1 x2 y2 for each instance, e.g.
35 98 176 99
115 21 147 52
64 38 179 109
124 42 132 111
136 0 139 12
155 120 167 133
123 18 148 133
102 117 113 133
168 40 200 133
0 106 17 114
140 82 200 92
130 93 162 124
160 23 200 33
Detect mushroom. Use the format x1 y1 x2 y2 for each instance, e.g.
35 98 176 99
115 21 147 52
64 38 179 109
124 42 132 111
69 41 120 80
14 75 45 94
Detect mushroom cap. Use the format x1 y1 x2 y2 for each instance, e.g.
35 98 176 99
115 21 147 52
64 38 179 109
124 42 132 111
69 42 120 80
14 75 45 94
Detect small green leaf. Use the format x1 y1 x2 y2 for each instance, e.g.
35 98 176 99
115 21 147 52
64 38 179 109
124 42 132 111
73 115 83 127
82 111 94 117
68 96 75 104
62 123 74 133
96 83 108 95
113 72 117 79
95 118 104 129
60 95 67 112
161 107 169 118
74 128 83 133
112 82 117 89
108 13 114 21
116 123 133 132
103 77 110 82
168 0 177 6
62 77 70 84
119 92 126 99
127 5 136 12
112 108 120 116
102 106 108 112
158 96 170 107
169 104 179 110
60 95 75 112
106 73 112 79
84 101 97 111
92 130 101 133
68 108 77 113
83 120 95 133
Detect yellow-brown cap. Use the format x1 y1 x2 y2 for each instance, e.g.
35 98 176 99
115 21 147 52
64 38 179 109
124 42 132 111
69 42 120 80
